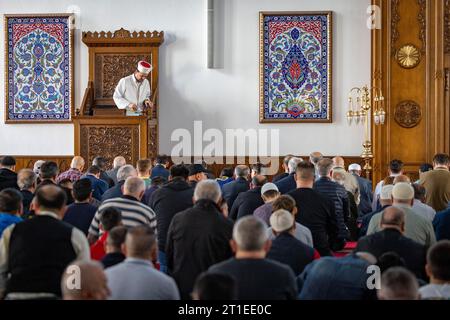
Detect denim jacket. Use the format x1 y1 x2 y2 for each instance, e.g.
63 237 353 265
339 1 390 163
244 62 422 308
298 253 377 300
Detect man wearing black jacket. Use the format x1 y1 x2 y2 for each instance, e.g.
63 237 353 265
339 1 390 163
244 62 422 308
267 209 317 275
274 157 303 194
0 156 19 192
187 164 208 189
287 161 339 256
37 161 74 206
92 156 115 188
272 155 293 183
101 165 137 202
222 165 250 210
148 164 194 273
288 161 340 256
208 216 297 300
355 206 427 280
314 158 350 248
229 175 266 220
166 180 233 299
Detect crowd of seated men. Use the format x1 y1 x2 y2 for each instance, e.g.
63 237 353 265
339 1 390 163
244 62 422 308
0 152 449 300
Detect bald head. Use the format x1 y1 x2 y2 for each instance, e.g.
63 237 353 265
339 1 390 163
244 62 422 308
70 156 85 171
34 184 67 216
113 156 126 169
61 261 109 300
332 156 345 169
380 207 405 231
123 177 145 199
309 152 323 165
393 175 411 184
125 225 157 260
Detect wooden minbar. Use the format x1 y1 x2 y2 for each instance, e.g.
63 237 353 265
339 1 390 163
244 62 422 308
74 28 163 167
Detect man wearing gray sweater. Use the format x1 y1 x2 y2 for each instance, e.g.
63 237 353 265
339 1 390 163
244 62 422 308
106 225 179 300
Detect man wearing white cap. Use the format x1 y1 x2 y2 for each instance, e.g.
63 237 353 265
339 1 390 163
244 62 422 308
359 184 393 237
367 182 436 246
266 209 318 276
113 60 153 116
253 182 280 225
348 163 373 216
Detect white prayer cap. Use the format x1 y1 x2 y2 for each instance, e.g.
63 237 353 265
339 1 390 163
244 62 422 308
261 182 279 195
270 209 294 233
137 60 152 74
348 163 361 171
380 184 394 200
392 182 414 200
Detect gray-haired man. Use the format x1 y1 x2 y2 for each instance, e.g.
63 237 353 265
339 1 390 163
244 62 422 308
208 216 297 299
106 156 126 185
222 165 250 209
101 165 137 202
17 169 36 215
274 157 303 194
105 226 179 300
166 180 233 299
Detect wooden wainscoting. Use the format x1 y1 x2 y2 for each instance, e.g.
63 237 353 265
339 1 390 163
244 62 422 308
9 155 366 181
12 156 74 172
197 156 366 181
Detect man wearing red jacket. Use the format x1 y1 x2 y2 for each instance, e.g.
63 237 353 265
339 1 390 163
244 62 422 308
90 207 122 260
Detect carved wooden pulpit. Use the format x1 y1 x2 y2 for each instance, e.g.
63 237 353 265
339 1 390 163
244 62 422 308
73 28 163 167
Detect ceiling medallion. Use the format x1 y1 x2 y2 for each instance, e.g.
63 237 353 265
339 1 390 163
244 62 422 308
396 44 421 69
394 100 422 128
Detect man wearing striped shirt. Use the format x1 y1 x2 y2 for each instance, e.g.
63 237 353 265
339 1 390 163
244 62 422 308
88 177 156 244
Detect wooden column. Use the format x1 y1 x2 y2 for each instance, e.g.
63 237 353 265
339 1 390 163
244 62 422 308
371 0 448 183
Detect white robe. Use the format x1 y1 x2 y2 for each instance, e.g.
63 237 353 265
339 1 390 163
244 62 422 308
113 74 151 115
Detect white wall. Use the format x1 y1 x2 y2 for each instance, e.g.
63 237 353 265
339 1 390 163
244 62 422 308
0 0 370 156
